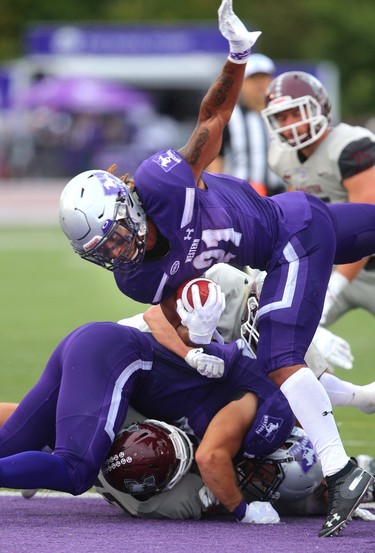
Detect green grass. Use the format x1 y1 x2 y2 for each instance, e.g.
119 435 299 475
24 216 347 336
326 311 375 459
0 226 144 400
1 225 374 459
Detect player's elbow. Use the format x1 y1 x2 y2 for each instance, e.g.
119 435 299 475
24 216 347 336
195 445 228 477
199 98 232 128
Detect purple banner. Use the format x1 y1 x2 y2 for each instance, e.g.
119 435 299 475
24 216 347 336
24 25 228 56
0 70 11 109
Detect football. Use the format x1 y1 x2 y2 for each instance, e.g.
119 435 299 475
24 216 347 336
176 277 213 309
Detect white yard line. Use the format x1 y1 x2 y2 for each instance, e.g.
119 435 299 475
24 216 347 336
0 489 103 499
0 490 373 510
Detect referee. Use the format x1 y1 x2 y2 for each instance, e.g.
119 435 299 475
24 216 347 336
209 53 285 197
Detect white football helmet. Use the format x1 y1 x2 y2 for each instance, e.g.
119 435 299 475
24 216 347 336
237 427 323 503
261 71 331 150
59 170 147 273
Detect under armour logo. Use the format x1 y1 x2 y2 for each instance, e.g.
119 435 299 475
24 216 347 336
325 513 341 527
322 410 333 416
184 228 194 241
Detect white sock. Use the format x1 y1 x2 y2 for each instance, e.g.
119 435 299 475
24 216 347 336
320 373 375 413
280 367 349 477
319 372 355 406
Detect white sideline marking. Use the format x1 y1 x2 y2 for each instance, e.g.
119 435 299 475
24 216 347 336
0 491 373 511
344 440 375 447
0 490 103 499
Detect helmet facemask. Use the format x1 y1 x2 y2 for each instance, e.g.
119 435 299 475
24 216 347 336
236 457 285 503
80 190 148 273
145 419 194 492
240 293 260 357
236 427 323 504
262 95 329 151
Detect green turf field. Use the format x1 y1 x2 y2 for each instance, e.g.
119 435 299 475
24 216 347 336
0 225 374 458
0 226 144 399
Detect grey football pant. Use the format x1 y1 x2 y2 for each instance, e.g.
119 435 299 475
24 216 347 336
324 268 375 325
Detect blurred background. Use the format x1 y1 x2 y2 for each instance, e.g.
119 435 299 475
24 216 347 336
0 0 374 458
0 0 374 179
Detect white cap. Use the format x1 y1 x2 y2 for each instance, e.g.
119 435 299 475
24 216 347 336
245 53 276 78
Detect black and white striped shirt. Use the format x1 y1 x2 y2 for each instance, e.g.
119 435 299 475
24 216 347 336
221 104 286 196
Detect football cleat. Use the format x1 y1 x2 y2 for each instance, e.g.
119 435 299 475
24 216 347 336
319 458 374 537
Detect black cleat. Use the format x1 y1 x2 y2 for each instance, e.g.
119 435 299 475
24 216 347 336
319 458 374 537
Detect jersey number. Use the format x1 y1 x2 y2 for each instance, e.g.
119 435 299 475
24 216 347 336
193 228 242 270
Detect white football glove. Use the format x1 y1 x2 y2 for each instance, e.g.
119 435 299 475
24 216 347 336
218 0 261 64
352 507 375 522
238 502 280 524
198 485 219 511
184 348 225 378
312 326 353 370
176 282 226 345
320 271 349 325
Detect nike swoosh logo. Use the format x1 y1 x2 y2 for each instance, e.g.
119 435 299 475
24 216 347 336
349 472 364 491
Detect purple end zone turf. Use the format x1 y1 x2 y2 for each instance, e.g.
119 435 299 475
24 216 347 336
0 494 374 553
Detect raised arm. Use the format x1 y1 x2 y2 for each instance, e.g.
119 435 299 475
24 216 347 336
178 0 261 183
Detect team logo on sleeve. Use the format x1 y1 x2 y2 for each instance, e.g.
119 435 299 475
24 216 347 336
255 415 283 442
170 261 180 275
153 149 182 172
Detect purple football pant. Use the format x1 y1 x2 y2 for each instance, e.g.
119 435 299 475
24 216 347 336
0 323 152 494
256 198 375 374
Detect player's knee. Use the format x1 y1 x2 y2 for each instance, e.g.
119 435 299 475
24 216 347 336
64 460 100 496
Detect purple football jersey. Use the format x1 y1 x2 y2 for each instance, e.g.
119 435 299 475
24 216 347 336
114 148 375 374
132 336 295 457
114 148 312 304
0 324 293 493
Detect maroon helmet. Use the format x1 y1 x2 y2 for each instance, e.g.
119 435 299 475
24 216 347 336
261 71 331 150
101 419 193 500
